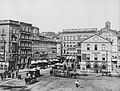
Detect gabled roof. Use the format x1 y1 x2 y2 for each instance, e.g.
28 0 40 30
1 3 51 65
81 34 112 43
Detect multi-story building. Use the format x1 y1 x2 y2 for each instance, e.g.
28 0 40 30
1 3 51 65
32 27 57 60
46 40 57 59
81 34 112 72
53 32 63 57
62 28 98 65
99 21 118 72
18 22 32 69
31 26 46 60
0 20 33 70
0 20 19 70
117 31 120 67
0 19 58 70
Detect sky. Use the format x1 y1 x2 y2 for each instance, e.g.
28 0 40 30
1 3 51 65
0 0 119 33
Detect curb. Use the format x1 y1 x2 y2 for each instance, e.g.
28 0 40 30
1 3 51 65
0 84 26 88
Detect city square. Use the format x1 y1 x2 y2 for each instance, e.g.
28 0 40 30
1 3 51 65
0 68 120 91
0 0 120 91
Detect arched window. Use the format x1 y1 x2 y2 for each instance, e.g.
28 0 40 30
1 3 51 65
94 64 98 68
101 64 107 69
86 64 91 69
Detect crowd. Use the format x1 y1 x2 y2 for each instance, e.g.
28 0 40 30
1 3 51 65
0 70 19 81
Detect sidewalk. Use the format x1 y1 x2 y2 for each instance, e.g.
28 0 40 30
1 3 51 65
0 78 26 88
0 68 51 90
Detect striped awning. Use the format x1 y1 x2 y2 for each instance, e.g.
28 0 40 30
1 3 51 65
66 56 76 59
69 56 72 59
72 56 76 59
31 60 37 64
66 56 69 59
42 60 48 63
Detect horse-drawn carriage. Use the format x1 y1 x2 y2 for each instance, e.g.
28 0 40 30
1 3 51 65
50 63 79 78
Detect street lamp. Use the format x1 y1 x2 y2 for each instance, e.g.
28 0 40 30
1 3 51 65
1 33 6 62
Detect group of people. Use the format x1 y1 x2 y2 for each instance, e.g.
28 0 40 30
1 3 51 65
0 70 18 81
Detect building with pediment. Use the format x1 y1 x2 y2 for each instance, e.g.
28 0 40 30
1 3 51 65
81 34 112 72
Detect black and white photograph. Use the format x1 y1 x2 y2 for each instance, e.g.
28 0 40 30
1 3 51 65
0 0 120 91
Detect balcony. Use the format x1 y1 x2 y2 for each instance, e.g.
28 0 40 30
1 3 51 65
19 46 31 50
25 32 32 35
19 38 31 42
25 46 32 50
19 46 26 50
19 29 27 34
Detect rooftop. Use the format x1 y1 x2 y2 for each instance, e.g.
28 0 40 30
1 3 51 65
62 28 98 33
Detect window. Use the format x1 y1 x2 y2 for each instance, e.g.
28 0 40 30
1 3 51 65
82 67 85 70
102 44 105 51
63 42 66 47
77 42 81 47
73 36 75 40
77 50 81 54
67 36 69 40
64 36 66 40
70 36 72 40
94 54 98 60
2 28 4 33
77 35 81 40
102 54 105 61
87 44 90 50
64 50 66 54
67 52 69 54
82 54 86 60
94 44 97 50
87 54 90 60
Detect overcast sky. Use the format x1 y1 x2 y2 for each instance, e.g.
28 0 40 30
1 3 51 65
0 0 119 32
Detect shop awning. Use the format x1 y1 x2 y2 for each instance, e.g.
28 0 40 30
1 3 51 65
0 52 4 55
53 59 59 61
42 60 48 63
31 60 35 64
49 59 53 62
66 56 69 59
31 60 38 64
69 56 72 59
66 56 76 59
72 56 76 59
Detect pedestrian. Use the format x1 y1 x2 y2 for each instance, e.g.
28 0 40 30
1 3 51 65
25 73 29 84
16 71 18 78
1 73 4 81
50 69 53 75
12 72 14 78
75 80 79 88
